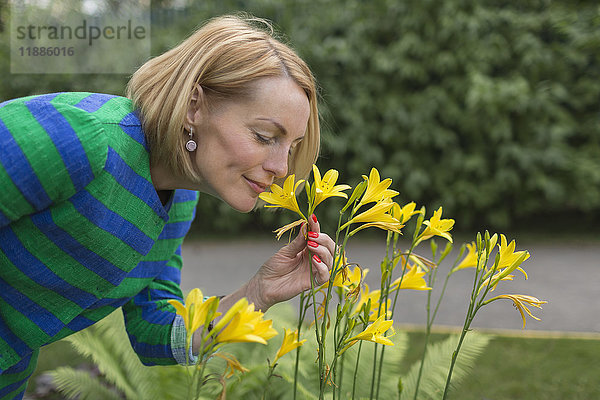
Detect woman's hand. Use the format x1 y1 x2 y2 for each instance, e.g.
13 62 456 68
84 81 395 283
247 214 336 311
200 214 335 352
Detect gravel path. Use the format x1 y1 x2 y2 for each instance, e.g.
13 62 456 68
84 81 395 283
181 237 600 334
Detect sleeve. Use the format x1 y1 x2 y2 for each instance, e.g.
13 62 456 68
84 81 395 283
121 245 189 366
122 189 200 366
0 98 107 228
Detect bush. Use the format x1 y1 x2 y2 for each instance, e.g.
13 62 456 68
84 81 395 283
2 0 598 233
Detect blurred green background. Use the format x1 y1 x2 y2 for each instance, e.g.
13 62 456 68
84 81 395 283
1 0 599 236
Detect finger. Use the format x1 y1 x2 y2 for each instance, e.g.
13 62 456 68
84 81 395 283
308 213 320 234
278 222 308 258
306 231 336 259
307 239 334 269
311 254 330 285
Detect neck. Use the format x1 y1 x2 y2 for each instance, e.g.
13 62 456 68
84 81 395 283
149 158 209 193
150 159 186 191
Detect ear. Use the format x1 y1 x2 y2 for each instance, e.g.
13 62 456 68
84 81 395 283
186 84 204 129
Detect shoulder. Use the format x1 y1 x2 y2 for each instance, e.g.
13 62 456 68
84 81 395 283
0 93 113 207
169 190 200 220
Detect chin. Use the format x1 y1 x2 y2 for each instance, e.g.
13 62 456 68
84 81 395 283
235 205 255 213
228 198 258 213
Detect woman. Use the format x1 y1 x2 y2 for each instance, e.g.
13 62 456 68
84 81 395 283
0 15 335 399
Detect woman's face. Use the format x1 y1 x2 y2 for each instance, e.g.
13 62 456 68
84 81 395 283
190 77 310 212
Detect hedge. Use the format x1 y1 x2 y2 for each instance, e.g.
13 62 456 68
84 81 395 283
1 0 598 234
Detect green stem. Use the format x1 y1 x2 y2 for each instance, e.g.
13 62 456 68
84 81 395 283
184 336 192 400
413 274 437 400
194 330 211 399
316 210 352 399
390 245 415 317
442 304 480 399
413 328 429 400
317 237 348 397
375 345 386 400
336 310 348 399
369 342 379 399
327 325 351 399
374 232 397 399
320 323 348 400
263 364 276 400
308 264 324 397
195 361 207 399
430 272 451 325
332 303 340 400
337 351 345 399
351 340 364 400
293 292 307 400
443 242 489 399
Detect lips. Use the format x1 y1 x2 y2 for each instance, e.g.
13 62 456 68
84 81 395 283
244 177 269 194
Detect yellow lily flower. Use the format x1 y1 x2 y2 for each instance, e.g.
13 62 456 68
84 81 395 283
357 168 399 206
312 165 352 208
349 221 404 236
341 200 403 235
352 284 382 316
486 294 547 329
273 218 306 240
368 298 391 322
213 301 278 345
259 174 306 220
212 352 250 378
389 253 435 275
391 201 423 224
351 280 391 322
390 264 431 291
416 207 455 244
340 264 364 290
480 270 515 292
479 236 530 292
252 318 279 342
496 234 530 278
452 242 478 272
322 262 364 291
273 328 307 363
342 315 395 353
453 234 500 274
167 288 220 336
211 297 249 334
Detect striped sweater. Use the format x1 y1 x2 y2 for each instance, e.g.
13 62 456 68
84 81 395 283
0 92 199 372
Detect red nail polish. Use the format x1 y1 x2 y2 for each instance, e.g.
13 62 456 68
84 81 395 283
313 254 322 263
311 214 318 223
308 231 318 238
307 240 318 248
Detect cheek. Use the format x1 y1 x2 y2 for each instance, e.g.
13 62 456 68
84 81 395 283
227 139 268 168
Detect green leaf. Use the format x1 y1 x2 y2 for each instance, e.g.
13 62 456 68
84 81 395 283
49 368 124 400
340 181 365 213
400 333 491 400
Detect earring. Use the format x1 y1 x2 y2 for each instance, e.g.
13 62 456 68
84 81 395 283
185 127 197 152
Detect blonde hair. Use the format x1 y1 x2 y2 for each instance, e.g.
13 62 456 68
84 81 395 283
127 14 319 185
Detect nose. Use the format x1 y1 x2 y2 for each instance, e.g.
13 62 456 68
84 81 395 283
264 146 289 178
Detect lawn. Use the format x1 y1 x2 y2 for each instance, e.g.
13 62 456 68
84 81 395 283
27 329 600 399
401 330 600 400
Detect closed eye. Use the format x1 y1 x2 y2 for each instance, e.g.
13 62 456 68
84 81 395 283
252 130 274 145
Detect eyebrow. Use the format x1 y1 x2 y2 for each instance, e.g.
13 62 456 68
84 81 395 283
256 117 288 136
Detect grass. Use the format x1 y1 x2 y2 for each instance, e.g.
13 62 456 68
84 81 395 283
400 330 600 400
456 335 600 399
28 329 600 399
